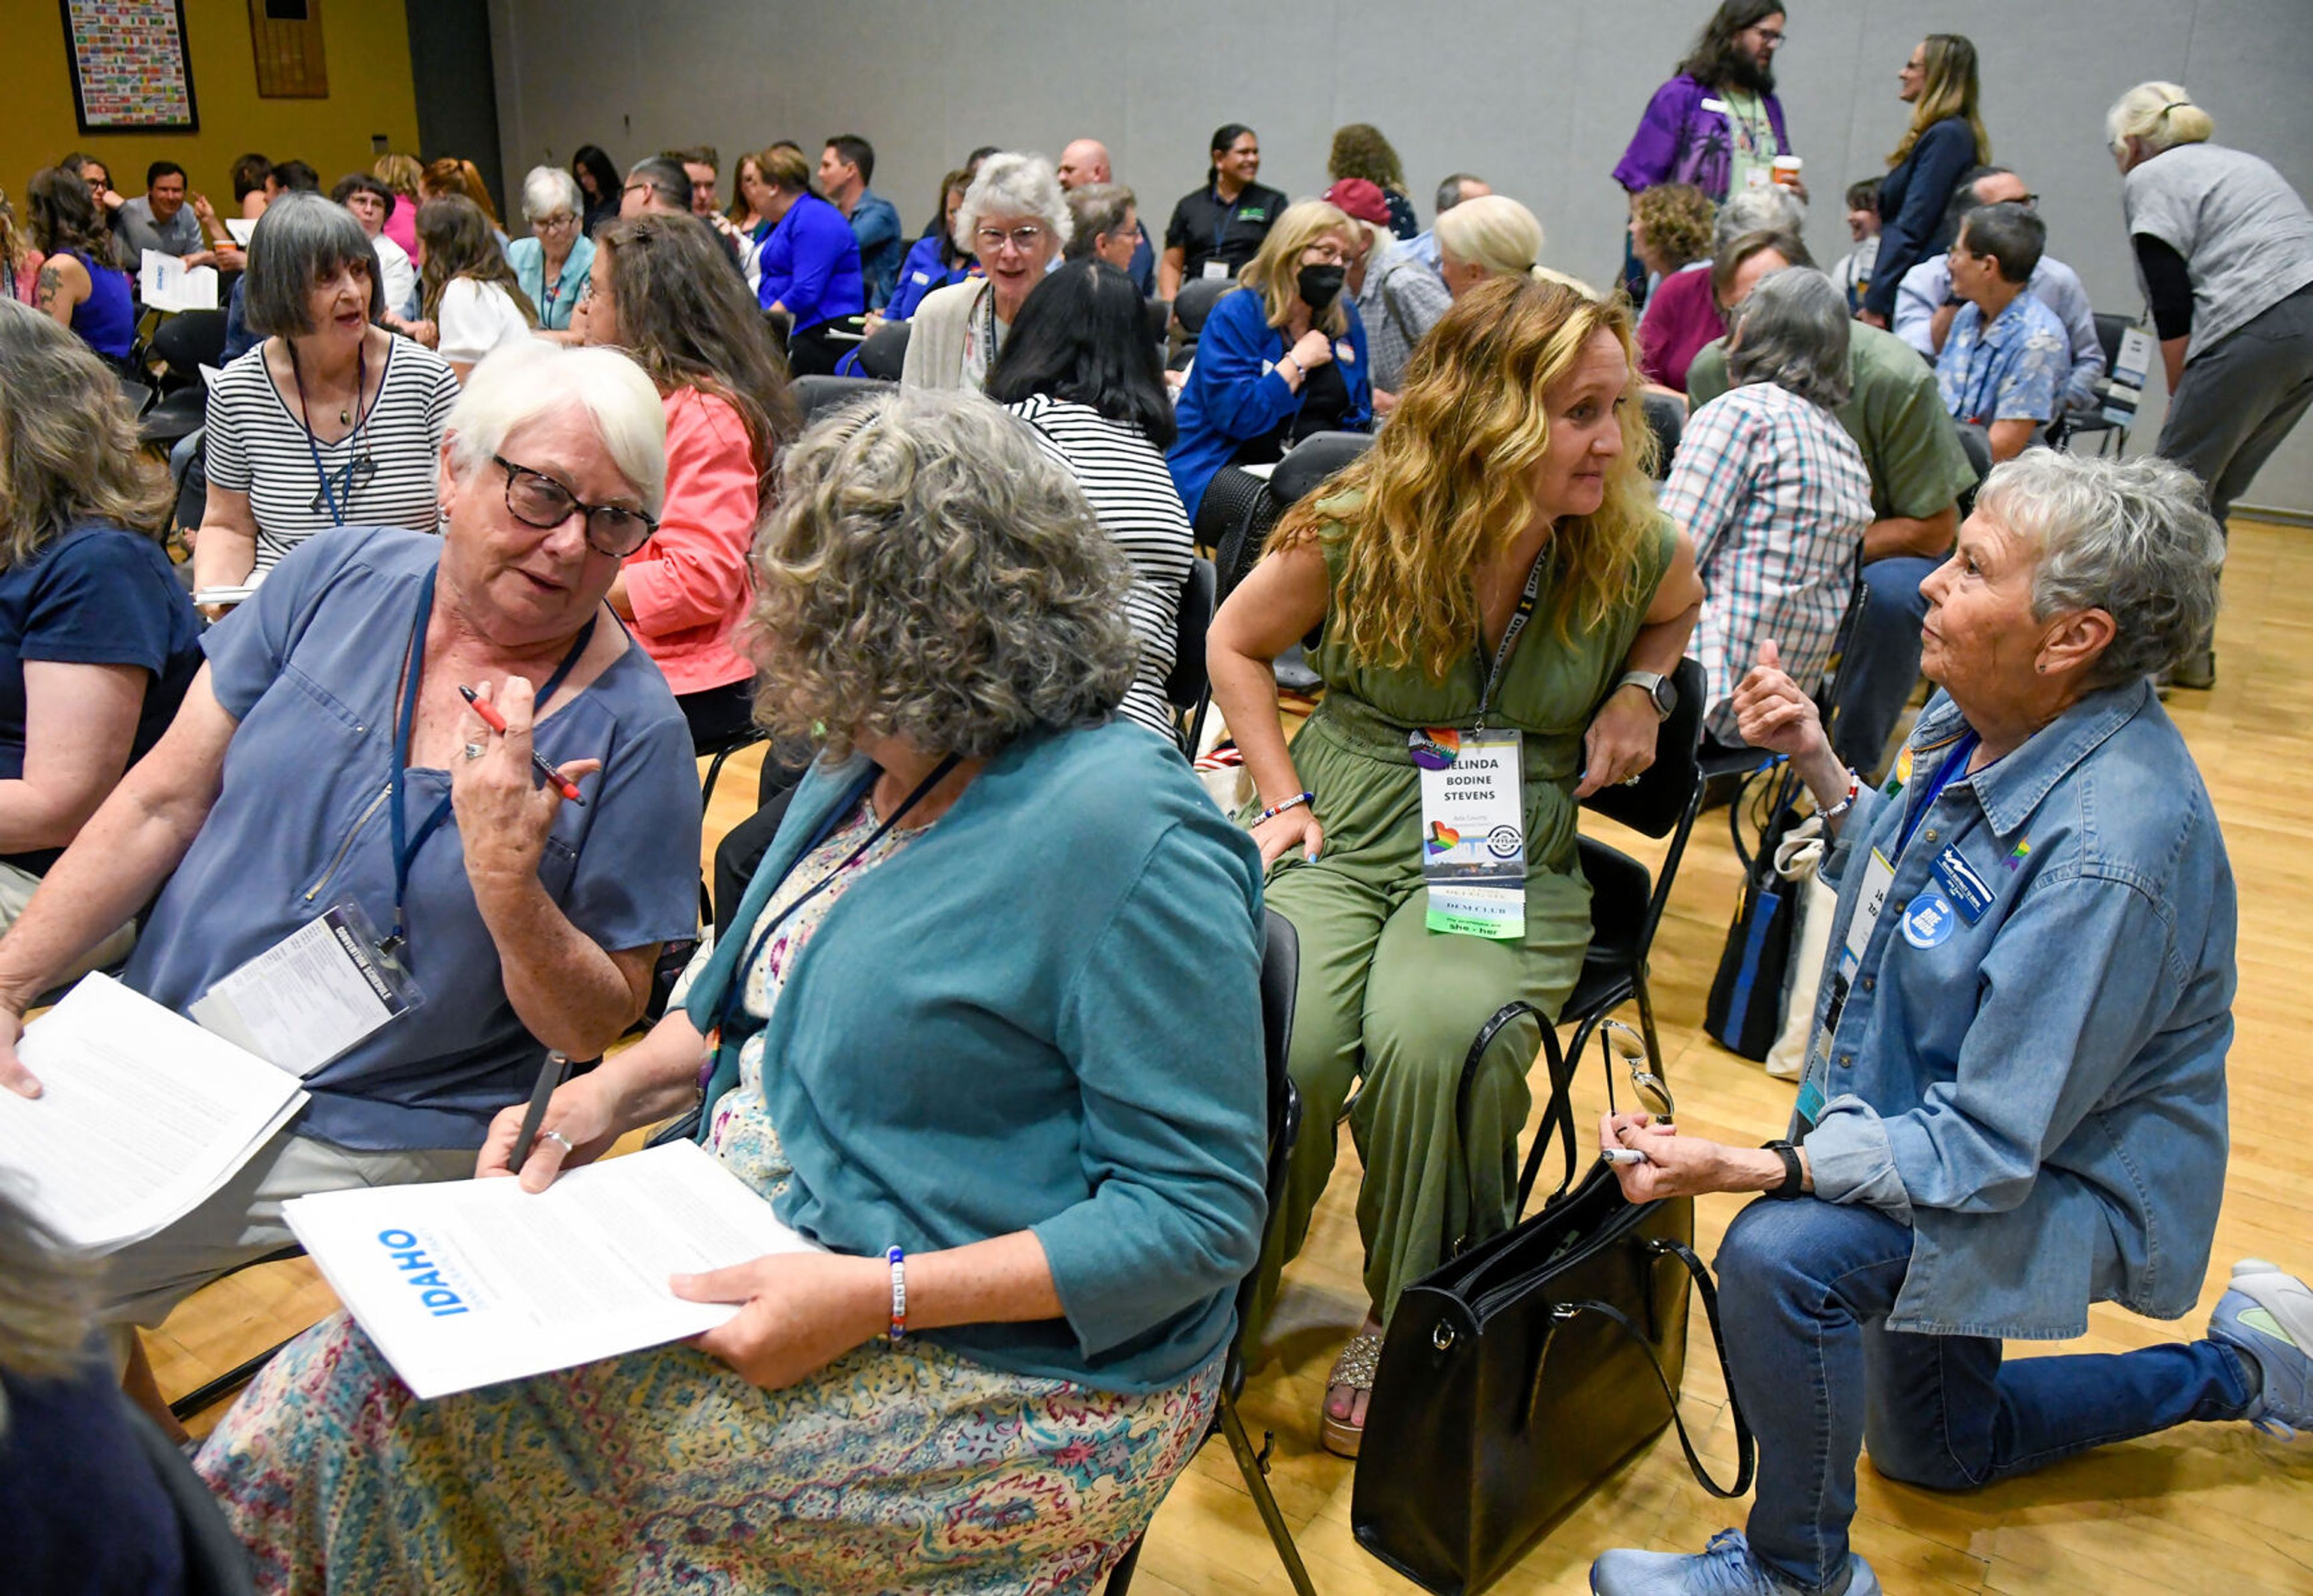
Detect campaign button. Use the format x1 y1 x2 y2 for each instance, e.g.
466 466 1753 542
1899 891 1957 949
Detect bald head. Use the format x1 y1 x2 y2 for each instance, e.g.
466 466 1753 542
1057 139 1113 190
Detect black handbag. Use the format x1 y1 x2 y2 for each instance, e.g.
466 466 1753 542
1705 761 1806 1061
1350 1007 1756 1596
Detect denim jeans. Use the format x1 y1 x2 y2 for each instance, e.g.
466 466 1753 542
1828 556 1938 779
1716 1199 2253 1594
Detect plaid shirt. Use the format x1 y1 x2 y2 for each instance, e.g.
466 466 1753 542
1660 381 1873 742
1353 245 1450 393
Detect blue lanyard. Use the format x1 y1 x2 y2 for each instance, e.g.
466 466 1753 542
1896 732 1977 857
293 337 367 528
386 567 596 949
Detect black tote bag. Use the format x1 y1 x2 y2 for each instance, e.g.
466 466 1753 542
1350 1008 1755 1596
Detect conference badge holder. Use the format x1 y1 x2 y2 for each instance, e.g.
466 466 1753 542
190 896 422 1078
2101 325 2158 428
1411 727 1527 940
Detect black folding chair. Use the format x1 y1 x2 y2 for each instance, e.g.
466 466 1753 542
2053 311 2134 457
790 373 889 423
857 318 911 380
1438 659 1710 1215
1108 909 1314 1596
1168 558 1217 755
1642 390 1685 478
122 1398 258 1595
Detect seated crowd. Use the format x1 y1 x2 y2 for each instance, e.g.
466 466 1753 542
2 11 2311 1590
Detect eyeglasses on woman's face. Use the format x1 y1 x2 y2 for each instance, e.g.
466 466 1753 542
1300 240 1350 267
532 211 576 234
974 223 1048 256
494 455 657 556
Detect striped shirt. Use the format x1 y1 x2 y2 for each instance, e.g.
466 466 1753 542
1008 395 1194 740
203 335 460 573
1660 380 1872 743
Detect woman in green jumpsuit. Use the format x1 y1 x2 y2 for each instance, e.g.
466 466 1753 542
1208 275 1702 1456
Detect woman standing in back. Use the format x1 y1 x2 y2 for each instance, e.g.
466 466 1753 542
581 212 799 747
2110 81 2313 688
1859 34 1987 329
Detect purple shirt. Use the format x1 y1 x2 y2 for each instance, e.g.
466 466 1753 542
1637 262 1725 393
1613 73 1792 201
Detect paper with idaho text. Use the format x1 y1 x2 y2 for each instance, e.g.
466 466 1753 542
285 1139 822 1400
0 973 307 1255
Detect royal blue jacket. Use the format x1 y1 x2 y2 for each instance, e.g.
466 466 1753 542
758 192 865 332
887 232 973 320
1167 287 1371 520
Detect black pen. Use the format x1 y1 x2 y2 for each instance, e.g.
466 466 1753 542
508 1049 570 1176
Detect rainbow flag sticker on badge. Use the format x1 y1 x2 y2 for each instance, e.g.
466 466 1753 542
1426 821 1461 854
2006 838 2032 871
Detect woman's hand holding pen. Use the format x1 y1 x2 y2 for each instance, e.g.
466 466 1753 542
454 677 599 898
476 1071 620 1189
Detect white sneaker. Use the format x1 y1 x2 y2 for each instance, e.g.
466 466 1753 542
2208 1257 2313 1439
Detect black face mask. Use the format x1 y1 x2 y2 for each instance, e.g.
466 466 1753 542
1297 262 1347 315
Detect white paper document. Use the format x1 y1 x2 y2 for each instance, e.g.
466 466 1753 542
225 217 256 246
139 248 219 312
0 974 307 1255
286 1139 822 1400
190 903 412 1077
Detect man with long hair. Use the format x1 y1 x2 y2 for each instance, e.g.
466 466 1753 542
1614 1 1796 298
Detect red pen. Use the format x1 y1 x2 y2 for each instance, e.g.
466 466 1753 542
457 684 587 804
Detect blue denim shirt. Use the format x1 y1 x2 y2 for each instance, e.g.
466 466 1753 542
1798 679 2235 1338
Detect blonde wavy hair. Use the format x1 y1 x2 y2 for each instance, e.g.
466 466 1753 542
2106 83 2215 158
1232 199 1355 339
1890 34 1990 167
1268 276 1657 682
0 300 173 567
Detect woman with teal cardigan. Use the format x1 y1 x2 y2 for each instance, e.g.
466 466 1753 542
194 388 1269 1595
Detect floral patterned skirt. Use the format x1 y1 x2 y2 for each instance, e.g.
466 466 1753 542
198 1311 1220 1595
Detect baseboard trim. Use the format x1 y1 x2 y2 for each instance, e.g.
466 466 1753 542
2235 502 2313 529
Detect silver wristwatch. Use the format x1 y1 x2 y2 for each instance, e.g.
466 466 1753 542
1616 670 1676 721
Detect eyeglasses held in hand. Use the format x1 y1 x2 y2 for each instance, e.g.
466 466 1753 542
495 455 657 556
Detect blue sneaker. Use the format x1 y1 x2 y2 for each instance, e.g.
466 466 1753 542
2208 1257 2313 1439
1590 1529 1880 1596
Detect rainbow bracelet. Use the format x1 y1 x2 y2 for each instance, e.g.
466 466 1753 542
885 1245 907 1341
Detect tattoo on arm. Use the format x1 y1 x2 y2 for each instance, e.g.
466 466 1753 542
35 264 63 310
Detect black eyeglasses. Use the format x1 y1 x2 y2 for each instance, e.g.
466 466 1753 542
494 455 657 556
311 455 377 513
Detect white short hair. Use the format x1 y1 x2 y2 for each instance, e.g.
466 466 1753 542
446 341 668 516
1714 186 1806 249
954 152 1073 253
521 164 581 222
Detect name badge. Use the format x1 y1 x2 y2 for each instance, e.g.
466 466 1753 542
1699 96 1730 113
1201 259 1229 281
190 897 420 1076
1412 727 1526 940
1844 848 1897 968
1335 341 1355 364
1933 843 1995 924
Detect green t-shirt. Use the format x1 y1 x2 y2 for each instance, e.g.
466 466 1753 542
1721 89 1782 198
1686 322 1976 524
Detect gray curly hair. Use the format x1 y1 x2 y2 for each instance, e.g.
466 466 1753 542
1976 450 2224 688
746 388 1136 761
953 152 1074 254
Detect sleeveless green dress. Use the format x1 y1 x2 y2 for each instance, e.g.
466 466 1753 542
1251 505 1676 1329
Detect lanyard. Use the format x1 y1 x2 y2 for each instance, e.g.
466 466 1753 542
1896 732 1977 857
386 566 597 949
716 753 962 1035
292 337 368 528
1473 550 1548 727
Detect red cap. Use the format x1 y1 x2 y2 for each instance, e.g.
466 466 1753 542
1323 178 1391 228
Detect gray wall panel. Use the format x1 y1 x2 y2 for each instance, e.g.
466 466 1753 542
489 0 2313 511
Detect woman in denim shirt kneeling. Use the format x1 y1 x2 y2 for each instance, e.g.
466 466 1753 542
1588 450 2312 1596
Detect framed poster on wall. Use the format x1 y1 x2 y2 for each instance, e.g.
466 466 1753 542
60 0 201 134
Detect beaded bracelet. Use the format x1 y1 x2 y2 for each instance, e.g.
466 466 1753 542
885 1245 908 1341
1253 791 1315 826
1820 769 1863 819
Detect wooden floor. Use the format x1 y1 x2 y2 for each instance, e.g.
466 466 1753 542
154 518 2313 1594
